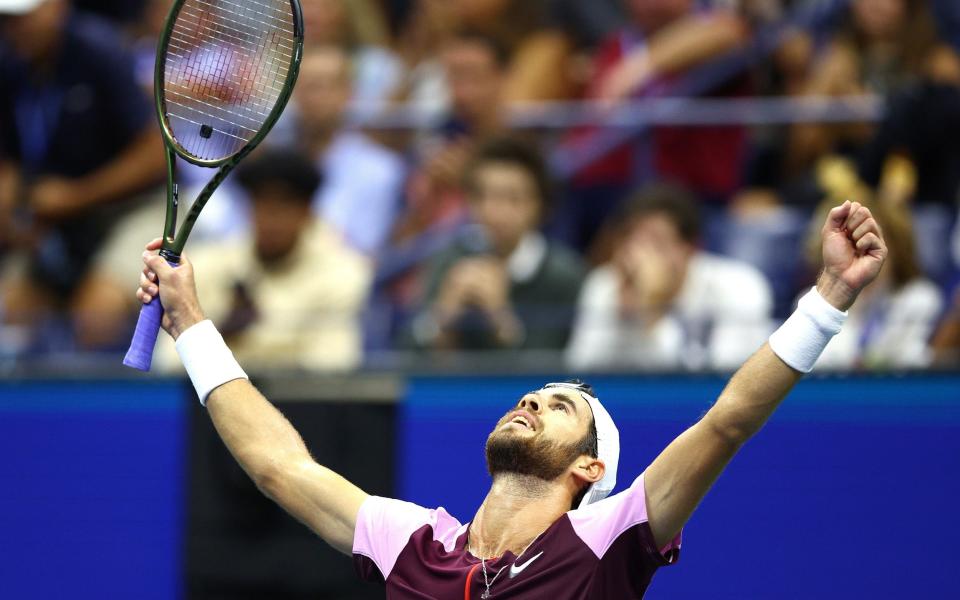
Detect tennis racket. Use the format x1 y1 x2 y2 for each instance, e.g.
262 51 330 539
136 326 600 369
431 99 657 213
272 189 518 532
123 0 304 371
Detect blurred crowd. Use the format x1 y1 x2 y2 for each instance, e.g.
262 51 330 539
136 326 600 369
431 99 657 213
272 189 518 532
3 0 960 372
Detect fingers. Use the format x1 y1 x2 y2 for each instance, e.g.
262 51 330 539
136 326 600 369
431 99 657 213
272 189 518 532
841 204 883 250
856 231 886 258
137 271 159 305
851 215 881 241
140 271 158 294
843 201 870 233
143 251 176 278
144 238 163 251
824 200 852 232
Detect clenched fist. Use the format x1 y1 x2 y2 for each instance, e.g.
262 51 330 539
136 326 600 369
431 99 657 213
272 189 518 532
816 201 888 311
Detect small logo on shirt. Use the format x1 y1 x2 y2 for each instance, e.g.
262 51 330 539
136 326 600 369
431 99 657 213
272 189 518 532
509 551 544 578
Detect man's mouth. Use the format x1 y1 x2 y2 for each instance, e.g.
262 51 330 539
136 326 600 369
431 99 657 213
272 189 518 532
506 410 537 431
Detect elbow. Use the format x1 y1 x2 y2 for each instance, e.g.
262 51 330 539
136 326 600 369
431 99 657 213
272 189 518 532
705 397 757 447
247 455 290 499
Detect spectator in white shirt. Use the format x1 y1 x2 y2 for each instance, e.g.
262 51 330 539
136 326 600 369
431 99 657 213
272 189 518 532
294 44 406 255
566 184 774 371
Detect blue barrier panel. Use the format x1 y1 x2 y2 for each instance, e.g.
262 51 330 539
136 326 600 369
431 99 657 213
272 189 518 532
0 380 187 600
398 374 960 599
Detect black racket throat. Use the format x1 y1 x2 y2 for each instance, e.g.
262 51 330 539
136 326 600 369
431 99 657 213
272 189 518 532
158 248 182 265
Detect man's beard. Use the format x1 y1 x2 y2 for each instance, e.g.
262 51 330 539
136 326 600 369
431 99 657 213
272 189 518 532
485 428 585 482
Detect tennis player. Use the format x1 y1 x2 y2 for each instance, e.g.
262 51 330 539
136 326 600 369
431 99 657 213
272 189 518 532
137 200 886 598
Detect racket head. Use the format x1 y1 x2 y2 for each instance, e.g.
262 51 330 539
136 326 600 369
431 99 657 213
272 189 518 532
154 0 304 167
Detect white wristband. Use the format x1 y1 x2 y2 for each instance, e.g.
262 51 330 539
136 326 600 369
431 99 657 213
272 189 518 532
175 320 248 406
768 287 847 373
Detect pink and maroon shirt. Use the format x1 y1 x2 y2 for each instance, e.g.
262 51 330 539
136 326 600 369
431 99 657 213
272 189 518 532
353 474 681 599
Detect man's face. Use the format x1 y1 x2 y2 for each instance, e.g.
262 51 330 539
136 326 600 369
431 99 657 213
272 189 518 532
853 0 905 41
301 0 347 45
0 0 67 63
625 212 695 266
251 186 312 263
468 162 541 255
485 387 594 482
442 38 503 127
294 47 352 134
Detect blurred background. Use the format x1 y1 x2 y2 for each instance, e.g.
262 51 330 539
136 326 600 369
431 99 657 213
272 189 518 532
1 0 959 598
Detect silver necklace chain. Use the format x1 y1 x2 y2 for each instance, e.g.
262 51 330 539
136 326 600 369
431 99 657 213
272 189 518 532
474 535 539 599
480 559 507 599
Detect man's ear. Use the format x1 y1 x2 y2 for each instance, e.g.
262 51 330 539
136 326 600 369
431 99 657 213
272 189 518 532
571 457 605 486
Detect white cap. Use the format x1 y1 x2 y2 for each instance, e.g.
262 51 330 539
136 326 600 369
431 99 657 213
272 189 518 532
542 382 620 508
0 0 45 15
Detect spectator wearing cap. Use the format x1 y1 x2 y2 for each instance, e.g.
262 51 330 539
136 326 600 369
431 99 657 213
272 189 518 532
0 0 166 351
155 149 372 372
409 137 584 352
566 184 774 371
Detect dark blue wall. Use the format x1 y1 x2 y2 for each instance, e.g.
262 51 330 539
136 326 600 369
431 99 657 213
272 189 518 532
0 381 187 600
2 375 958 599
398 375 960 599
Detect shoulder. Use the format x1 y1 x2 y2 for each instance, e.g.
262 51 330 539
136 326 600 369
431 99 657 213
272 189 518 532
306 221 374 280
188 240 248 275
328 132 404 174
578 265 620 304
541 240 587 278
428 242 472 272
566 474 680 565
354 496 465 579
687 253 772 306
357 496 459 531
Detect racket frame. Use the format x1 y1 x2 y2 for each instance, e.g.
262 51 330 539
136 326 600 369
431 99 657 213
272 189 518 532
154 0 305 258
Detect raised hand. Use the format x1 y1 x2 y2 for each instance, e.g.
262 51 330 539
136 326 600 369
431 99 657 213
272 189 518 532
136 238 205 340
817 200 888 311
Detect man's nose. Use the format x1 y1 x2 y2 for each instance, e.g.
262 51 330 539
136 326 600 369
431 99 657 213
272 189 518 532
520 396 540 413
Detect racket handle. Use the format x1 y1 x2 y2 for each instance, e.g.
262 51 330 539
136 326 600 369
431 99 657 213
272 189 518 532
123 298 164 371
123 251 180 372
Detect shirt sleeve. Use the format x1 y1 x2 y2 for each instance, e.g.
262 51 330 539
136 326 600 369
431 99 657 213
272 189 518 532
567 474 682 567
352 496 434 583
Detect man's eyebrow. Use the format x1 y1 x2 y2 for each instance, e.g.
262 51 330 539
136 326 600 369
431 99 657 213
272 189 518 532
551 393 578 414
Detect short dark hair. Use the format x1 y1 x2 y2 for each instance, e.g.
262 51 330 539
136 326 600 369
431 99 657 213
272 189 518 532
618 183 702 243
565 379 599 509
235 148 324 202
465 136 552 211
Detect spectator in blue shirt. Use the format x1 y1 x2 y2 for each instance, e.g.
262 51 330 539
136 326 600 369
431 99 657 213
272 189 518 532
0 0 165 351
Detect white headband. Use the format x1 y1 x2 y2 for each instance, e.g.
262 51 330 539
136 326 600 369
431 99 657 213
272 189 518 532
542 383 620 508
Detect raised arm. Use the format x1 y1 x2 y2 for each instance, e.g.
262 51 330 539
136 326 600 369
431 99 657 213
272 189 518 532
137 239 367 555
643 201 887 548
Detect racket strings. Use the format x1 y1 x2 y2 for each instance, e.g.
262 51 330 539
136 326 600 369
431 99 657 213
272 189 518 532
163 0 295 162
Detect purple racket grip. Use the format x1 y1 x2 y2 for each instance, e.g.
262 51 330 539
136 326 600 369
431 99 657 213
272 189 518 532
123 296 164 371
